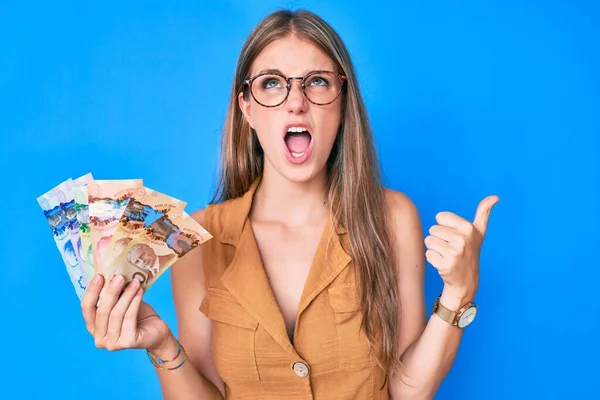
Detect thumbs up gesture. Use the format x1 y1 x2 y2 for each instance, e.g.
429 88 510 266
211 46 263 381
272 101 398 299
425 195 500 300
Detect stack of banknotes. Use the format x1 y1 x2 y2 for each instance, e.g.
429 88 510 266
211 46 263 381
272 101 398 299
37 173 213 300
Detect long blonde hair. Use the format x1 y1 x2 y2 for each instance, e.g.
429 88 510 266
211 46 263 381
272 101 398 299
210 9 401 373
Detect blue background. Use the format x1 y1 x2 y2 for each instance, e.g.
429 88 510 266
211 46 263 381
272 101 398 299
1 0 598 398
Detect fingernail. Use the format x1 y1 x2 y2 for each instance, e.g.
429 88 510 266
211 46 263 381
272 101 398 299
92 275 102 285
130 278 140 288
112 275 124 286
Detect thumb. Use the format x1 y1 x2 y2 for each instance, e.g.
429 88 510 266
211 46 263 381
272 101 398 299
472 195 500 236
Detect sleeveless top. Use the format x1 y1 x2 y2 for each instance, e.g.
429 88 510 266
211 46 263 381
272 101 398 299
199 179 389 399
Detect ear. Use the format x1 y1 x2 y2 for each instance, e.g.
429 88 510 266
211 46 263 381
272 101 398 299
238 90 255 129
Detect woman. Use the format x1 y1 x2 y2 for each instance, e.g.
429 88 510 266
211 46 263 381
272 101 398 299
80 8 498 399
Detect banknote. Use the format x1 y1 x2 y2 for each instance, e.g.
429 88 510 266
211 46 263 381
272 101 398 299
72 173 94 280
37 180 87 299
87 179 144 275
104 211 212 291
54 178 90 288
97 187 187 275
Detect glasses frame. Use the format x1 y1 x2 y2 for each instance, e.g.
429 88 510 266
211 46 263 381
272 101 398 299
240 70 347 108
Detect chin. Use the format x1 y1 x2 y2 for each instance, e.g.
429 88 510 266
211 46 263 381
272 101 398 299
275 161 327 184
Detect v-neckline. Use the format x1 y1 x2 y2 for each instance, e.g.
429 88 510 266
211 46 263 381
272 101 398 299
247 215 328 345
217 179 353 354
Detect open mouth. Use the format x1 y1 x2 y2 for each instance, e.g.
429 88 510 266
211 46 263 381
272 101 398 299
284 126 312 159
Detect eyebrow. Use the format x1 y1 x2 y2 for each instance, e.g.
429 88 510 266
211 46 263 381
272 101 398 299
253 68 330 76
257 68 284 75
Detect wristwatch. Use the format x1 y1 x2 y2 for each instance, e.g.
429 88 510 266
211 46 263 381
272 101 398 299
432 296 478 328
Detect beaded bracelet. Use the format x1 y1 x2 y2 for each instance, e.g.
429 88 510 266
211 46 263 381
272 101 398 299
146 338 188 371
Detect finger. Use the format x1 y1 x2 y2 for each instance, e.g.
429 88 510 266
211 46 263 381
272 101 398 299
94 274 126 341
429 224 457 243
473 195 500 236
119 286 144 348
424 235 451 258
429 224 469 253
425 249 444 269
107 279 141 347
81 274 104 334
435 211 472 235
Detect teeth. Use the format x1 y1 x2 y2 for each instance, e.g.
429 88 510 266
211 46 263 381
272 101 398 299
287 126 307 133
291 152 305 158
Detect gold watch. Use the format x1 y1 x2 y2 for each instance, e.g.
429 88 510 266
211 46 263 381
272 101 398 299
432 296 478 328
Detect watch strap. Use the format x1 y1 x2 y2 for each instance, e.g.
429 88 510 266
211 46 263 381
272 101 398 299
432 297 457 325
432 296 477 328
432 296 459 326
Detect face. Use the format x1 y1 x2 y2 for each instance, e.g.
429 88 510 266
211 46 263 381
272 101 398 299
238 35 343 183
127 244 157 271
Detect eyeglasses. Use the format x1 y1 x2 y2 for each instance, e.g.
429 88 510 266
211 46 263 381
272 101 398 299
241 70 346 108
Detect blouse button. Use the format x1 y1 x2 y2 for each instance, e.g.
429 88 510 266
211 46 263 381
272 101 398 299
292 361 310 378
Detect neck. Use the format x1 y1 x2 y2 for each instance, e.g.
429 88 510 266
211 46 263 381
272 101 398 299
251 166 329 227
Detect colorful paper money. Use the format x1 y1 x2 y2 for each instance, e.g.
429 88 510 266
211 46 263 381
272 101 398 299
97 187 187 276
37 180 87 299
104 211 212 291
56 178 90 288
87 179 144 273
72 173 94 280
38 174 212 299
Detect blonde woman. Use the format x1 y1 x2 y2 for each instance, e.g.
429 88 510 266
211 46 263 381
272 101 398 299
81 9 498 400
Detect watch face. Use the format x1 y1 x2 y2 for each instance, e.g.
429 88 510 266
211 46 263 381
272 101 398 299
457 305 477 328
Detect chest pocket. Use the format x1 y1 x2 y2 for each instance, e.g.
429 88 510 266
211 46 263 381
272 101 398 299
328 283 377 371
200 287 260 382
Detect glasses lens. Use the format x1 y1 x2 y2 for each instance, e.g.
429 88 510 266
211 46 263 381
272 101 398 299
251 74 288 106
304 72 342 105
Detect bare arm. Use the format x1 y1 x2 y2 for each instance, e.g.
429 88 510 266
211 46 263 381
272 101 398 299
385 190 498 400
151 208 225 400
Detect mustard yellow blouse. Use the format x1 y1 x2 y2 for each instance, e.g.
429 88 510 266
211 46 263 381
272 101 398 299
199 180 389 399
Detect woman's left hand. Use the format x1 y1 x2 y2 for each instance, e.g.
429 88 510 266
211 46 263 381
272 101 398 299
424 195 500 300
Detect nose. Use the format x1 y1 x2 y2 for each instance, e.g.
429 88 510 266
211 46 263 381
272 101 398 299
284 78 307 114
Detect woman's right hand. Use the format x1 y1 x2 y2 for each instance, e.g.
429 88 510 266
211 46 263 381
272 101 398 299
81 274 171 352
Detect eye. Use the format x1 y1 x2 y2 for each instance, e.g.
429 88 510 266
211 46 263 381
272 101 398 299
262 78 282 89
307 76 329 87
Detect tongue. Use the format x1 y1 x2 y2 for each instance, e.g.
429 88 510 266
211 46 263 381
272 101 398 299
285 132 311 153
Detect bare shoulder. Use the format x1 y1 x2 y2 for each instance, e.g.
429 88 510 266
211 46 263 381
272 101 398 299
171 208 209 301
383 188 423 240
190 207 207 224
171 205 209 322
172 207 208 284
